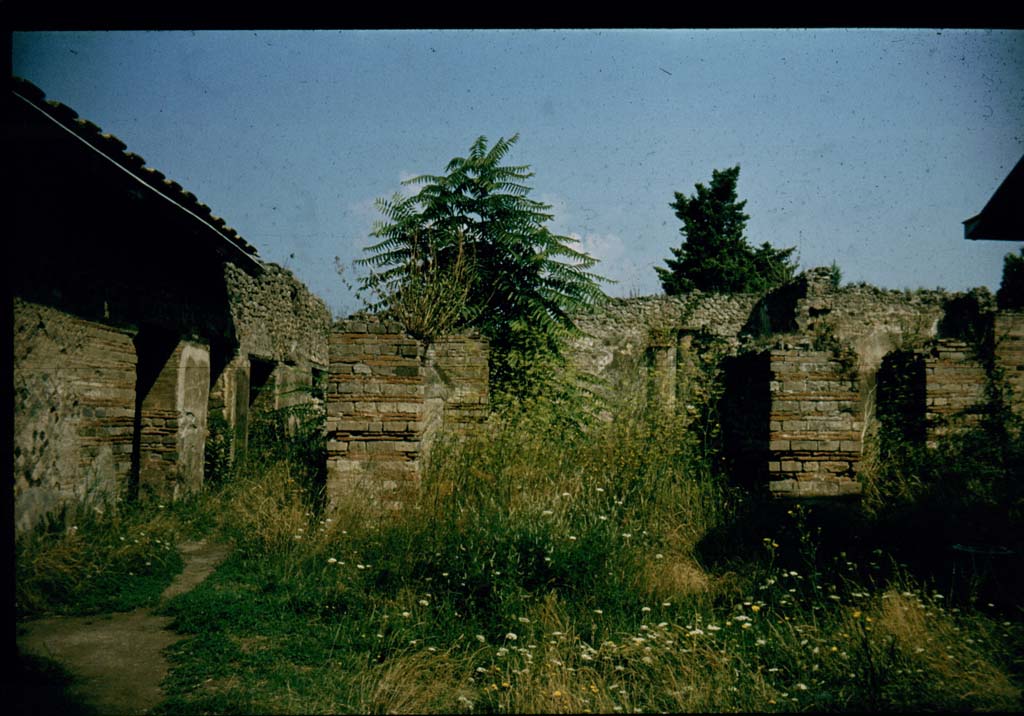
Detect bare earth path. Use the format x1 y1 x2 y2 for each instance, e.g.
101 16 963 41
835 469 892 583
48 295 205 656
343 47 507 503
16 539 232 715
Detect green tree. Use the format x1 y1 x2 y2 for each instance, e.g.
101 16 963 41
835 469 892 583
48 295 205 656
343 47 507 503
656 165 797 295
997 247 1024 310
358 134 607 401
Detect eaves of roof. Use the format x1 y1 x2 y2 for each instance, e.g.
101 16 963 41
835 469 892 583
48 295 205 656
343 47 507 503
964 154 1024 242
11 76 264 273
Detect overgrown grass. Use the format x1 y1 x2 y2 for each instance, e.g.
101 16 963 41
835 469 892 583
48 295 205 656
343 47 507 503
15 496 184 618
151 405 1021 713
16 401 1024 713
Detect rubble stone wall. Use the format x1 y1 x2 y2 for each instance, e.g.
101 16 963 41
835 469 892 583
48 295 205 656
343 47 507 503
225 262 330 367
569 269 1004 499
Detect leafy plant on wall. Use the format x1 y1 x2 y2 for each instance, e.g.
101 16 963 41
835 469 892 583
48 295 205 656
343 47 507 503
358 134 609 403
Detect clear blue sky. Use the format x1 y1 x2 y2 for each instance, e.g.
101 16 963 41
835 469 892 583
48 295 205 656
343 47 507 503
13 29 1024 317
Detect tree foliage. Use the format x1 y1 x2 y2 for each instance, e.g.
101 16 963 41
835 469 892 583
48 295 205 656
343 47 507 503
656 165 797 295
358 134 607 400
997 247 1024 310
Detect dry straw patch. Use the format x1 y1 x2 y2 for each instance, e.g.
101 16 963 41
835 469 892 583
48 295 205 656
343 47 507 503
869 591 1021 710
353 648 475 714
638 552 710 604
212 462 314 551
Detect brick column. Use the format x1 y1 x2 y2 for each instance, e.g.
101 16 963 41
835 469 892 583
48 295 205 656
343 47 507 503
766 349 863 498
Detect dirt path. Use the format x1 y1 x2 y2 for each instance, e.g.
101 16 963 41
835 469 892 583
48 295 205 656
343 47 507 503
16 539 232 715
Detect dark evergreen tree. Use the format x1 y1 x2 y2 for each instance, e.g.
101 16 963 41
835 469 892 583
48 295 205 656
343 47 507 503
997 248 1024 310
656 165 797 295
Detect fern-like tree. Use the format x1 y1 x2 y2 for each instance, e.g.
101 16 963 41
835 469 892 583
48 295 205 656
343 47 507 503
656 165 797 295
358 133 607 401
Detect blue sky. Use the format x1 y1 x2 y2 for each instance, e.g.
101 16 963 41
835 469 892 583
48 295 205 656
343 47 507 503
12 29 1024 317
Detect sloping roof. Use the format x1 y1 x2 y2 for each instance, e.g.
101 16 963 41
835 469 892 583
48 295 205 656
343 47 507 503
11 76 263 271
964 154 1024 241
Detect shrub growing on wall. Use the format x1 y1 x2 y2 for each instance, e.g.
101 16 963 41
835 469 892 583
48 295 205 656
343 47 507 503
358 134 608 403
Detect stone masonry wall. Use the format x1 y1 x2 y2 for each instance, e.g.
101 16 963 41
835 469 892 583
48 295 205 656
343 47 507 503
569 273 954 420
224 262 331 367
924 339 988 445
14 299 137 532
213 262 333 466
569 292 760 413
426 336 490 436
566 270 993 498
792 270 951 414
136 340 211 502
994 311 1024 418
766 349 863 497
326 319 488 511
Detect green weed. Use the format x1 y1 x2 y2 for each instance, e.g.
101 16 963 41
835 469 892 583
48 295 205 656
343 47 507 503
15 393 1024 713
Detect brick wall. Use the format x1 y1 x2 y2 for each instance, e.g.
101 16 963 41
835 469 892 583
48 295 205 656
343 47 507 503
924 339 988 445
136 340 210 502
14 299 137 532
426 336 490 433
994 311 1024 418
765 349 863 498
326 319 487 511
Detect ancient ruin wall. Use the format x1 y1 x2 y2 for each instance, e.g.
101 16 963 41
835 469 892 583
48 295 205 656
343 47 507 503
224 262 331 367
569 292 760 412
325 320 488 511
567 270 996 499
136 340 211 502
14 299 137 532
995 311 1024 418
326 320 424 510
568 275 953 415
425 336 490 438
794 274 952 409
210 262 333 465
924 339 988 445
766 349 863 497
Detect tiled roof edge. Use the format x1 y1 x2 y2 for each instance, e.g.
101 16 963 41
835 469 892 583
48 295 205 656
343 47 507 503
12 76 263 264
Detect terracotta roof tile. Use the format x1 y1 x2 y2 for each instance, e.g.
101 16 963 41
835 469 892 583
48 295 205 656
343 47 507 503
122 151 146 169
12 76 261 260
46 99 78 121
